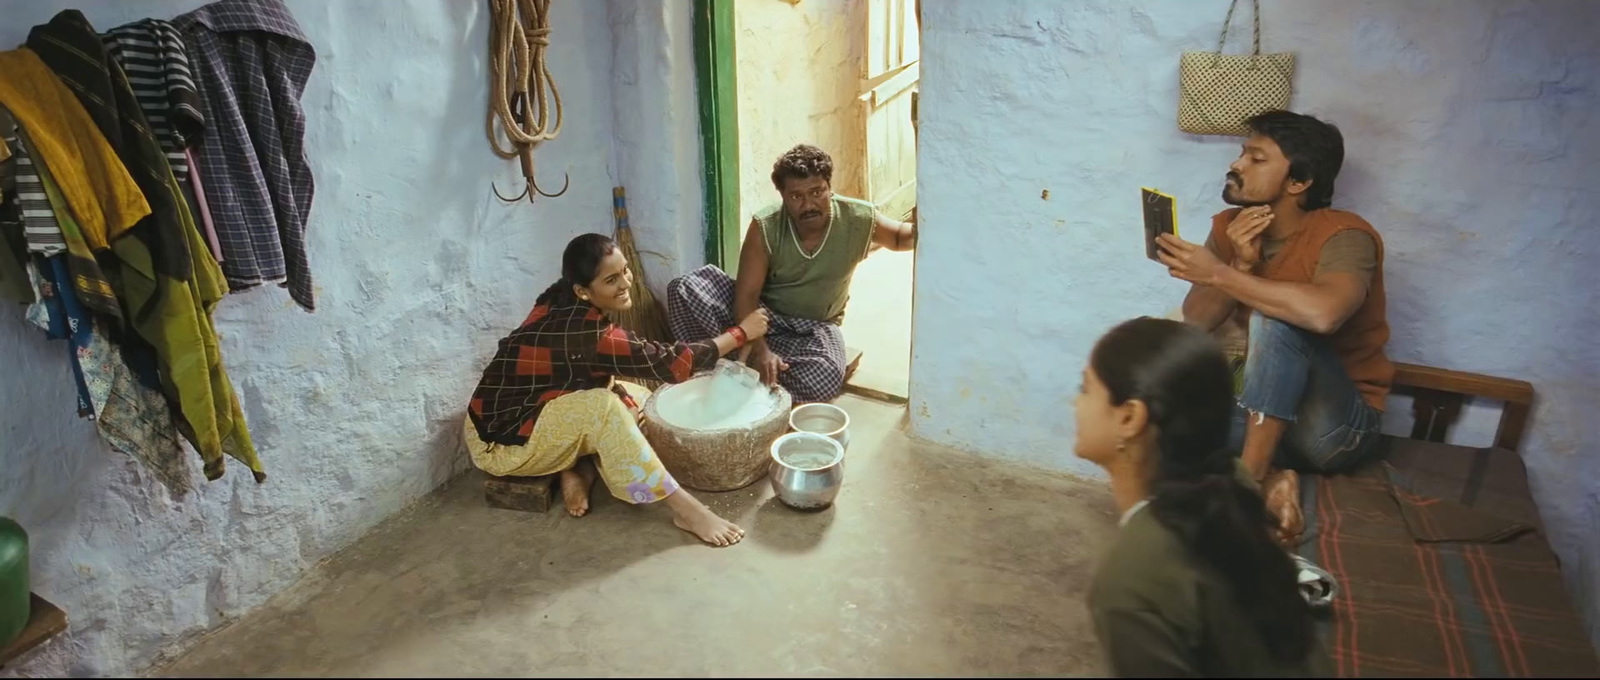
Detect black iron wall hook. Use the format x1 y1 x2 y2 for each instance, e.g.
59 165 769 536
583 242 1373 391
493 172 570 203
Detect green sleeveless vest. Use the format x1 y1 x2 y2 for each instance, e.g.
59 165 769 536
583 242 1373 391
755 195 876 324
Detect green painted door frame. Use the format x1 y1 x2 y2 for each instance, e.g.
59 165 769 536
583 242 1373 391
693 0 742 275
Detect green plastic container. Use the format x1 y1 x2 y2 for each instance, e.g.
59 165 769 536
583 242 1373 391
0 516 28 648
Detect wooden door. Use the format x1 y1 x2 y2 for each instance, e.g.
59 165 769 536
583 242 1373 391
860 0 919 221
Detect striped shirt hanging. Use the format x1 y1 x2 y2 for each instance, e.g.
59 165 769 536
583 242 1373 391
0 108 67 257
100 18 204 183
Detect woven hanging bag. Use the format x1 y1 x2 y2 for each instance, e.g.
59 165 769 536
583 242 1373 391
1178 0 1295 136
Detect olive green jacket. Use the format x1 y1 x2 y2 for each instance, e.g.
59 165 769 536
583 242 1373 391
1088 464 1329 677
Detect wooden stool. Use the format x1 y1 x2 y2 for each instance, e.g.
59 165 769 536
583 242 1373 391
0 594 66 669
483 474 556 513
481 380 653 513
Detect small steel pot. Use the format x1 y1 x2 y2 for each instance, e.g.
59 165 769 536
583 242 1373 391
788 403 850 452
768 432 845 511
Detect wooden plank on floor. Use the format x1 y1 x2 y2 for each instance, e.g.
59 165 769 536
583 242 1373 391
841 345 909 405
844 381 909 405
0 593 67 669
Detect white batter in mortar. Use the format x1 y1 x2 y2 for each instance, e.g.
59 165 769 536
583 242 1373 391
655 369 782 431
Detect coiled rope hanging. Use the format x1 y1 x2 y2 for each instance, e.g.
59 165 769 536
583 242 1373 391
488 0 567 202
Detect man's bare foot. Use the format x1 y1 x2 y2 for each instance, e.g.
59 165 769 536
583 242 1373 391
560 461 597 517
1263 468 1304 547
663 489 744 546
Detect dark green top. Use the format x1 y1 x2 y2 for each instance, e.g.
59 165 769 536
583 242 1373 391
1088 465 1329 678
755 195 876 324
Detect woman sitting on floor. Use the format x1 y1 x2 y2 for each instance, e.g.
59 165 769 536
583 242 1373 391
1073 317 1325 676
464 233 770 547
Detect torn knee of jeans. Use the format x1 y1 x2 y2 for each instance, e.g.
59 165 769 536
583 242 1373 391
1238 401 1297 425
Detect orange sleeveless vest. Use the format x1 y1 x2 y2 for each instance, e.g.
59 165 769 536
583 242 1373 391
1209 208 1394 410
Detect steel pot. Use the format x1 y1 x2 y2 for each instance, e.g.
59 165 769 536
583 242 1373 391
788 403 850 451
768 432 845 511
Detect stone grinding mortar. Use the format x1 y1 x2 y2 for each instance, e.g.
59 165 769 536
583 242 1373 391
640 376 793 492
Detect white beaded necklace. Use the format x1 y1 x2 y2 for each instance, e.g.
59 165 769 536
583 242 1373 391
789 202 834 260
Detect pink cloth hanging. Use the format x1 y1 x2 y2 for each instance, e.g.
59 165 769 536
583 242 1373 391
185 147 224 263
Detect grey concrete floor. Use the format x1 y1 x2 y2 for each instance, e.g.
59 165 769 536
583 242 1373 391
154 396 1116 677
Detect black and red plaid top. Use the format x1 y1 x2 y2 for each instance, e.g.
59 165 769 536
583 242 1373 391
468 301 720 445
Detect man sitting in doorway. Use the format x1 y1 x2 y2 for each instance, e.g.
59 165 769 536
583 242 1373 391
1155 110 1393 535
666 143 917 403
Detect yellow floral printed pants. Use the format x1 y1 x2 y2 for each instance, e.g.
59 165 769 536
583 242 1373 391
463 388 680 504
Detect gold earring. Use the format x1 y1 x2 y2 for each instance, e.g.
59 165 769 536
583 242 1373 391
1116 440 1127 452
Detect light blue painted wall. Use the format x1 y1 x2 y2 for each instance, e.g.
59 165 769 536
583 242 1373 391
0 0 704 674
913 0 1600 648
608 0 707 289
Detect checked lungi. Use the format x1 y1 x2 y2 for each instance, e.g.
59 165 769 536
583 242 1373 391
666 264 847 403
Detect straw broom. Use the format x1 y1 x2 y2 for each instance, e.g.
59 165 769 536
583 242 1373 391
610 186 673 345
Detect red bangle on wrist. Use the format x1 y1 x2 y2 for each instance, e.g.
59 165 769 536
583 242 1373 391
727 326 747 348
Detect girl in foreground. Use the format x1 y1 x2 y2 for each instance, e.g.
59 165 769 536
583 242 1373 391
1075 317 1325 676
465 234 769 546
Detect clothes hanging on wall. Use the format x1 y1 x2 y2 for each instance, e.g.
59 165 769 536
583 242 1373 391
37 256 96 419
0 176 33 304
99 16 227 269
100 19 205 184
0 73 134 320
0 49 150 251
0 70 193 493
28 10 195 283
35 151 193 494
101 17 227 269
26 9 265 483
15 127 123 323
21 258 52 334
175 0 317 311
81 327 196 495
0 0 323 489
0 113 35 305
182 148 225 263
0 110 66 257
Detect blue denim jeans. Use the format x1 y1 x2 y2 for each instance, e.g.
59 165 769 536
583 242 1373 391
1226 311 1383 473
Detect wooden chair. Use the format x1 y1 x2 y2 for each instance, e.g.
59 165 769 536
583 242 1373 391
1375 361 1543 530
1392 361 1533 452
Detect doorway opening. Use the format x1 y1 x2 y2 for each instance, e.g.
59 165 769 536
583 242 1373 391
697 0 921 403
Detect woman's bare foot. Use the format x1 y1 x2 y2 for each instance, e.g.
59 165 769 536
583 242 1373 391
663 489 744 546
560 460 597 517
